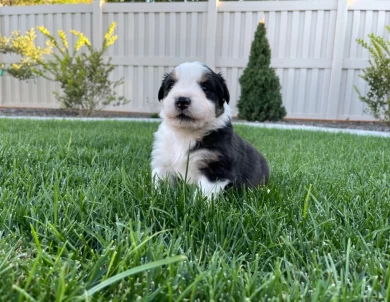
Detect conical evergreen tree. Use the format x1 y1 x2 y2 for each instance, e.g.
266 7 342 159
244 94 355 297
237 22 286 121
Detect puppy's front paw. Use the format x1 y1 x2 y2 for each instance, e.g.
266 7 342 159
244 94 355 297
198 176 230 202
151 169 166 194
152 169 176 195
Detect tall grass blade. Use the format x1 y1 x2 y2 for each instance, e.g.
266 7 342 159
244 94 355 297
81 255 187 298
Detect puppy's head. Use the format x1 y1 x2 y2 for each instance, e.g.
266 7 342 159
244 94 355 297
158 62 230 130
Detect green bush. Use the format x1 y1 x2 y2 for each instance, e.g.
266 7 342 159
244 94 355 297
4 23 128 116
355 26 390 124
237 22 286 122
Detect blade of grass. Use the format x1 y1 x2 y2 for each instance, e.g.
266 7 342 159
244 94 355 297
303 183 312 219
30 224 41 254
12 285 37 302
176 272 206 302
80 255 187 299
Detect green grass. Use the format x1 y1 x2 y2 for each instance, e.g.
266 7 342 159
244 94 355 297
0 119 389 301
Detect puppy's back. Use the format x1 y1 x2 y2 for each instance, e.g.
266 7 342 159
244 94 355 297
230 132 269 187
193 123 269 188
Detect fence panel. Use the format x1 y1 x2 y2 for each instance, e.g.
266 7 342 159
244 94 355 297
1 0 390 120
215 2 337 118
99 3 207 112
339 4 390 120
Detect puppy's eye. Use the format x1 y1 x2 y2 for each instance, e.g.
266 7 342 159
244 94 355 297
201 85 209 93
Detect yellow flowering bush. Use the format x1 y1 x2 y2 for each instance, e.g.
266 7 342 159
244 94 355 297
0 29 52 78
1 22 128 116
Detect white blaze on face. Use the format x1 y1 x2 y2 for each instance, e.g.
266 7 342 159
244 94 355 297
160 62 217 130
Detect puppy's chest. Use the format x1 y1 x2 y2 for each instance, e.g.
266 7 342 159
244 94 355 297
164 138 199 179
155 131 210 181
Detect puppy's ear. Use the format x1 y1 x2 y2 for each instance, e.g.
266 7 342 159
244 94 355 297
158 84 164 102
218 73 230 104
158 73 168 102
158 72 176 102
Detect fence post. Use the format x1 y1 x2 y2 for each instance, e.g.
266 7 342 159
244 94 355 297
205 0 218 70
93 0 104 49
327 0 348 119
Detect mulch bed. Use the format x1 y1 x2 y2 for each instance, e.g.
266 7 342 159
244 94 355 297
1 107 390 133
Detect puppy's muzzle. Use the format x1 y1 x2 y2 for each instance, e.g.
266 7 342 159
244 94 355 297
175 97 191 111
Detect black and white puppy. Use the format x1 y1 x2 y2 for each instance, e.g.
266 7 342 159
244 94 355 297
151 61 269 199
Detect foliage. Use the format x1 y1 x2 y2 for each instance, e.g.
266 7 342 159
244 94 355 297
0 0 91 6
0 29 52 79
4 23 127 116
237 22 286 122
0 119 390 300
355 26 390 124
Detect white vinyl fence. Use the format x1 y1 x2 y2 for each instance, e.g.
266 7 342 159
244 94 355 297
0 0 389 120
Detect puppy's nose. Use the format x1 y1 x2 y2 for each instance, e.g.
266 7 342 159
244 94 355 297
175 97 191 110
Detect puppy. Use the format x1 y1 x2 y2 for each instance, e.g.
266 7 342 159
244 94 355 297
151 61 269 199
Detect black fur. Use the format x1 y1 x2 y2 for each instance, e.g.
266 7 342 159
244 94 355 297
158 68 230 115
200 70 230 105
200 71 230 117
158 73 177 101
191 122 269 188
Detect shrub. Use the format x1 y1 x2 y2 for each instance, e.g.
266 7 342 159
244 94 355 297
0 29 51 79
5 22 128 116
355 27 390 124
237 22 286 122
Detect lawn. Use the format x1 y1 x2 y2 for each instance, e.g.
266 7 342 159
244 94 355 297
0 119 389 301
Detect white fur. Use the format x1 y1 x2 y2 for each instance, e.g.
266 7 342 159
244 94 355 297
151 61 232 200
160 62 223 130
198 176 230 199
